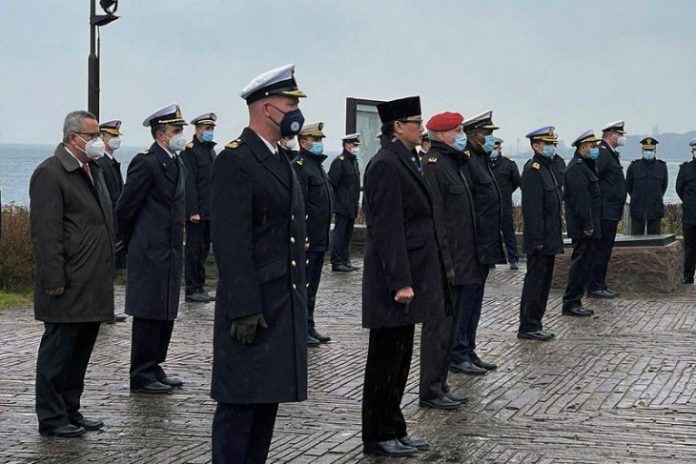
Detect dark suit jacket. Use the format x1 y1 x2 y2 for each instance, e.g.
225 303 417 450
677 160 696 225
564 153 602 240
293 149 333 252
180 137 216 220
30 144 115 322
521 154 564 255
116 142 185 321
596 140 627 221
626 158 668 220
362 137 449 328
423 141 484 286
328 149 361 218
210 127 308 404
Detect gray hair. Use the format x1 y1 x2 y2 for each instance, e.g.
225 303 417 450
427 130 442 142
62 110 96 143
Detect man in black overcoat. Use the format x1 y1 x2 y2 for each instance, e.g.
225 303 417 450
116 104 187 394
181 112 218 303
420 111 481 411
490 137 521 269
293 121 333 345
31 110 115 437
518 126 564 341
562 130 603 317
625 137 668 235
210 64 309 464
96 119 127 323
328 133 362 272
361 96 450 457
449 110 504 376
676 138 696 283
587 120 627 299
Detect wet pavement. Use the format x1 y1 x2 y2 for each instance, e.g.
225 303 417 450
2 259 696 463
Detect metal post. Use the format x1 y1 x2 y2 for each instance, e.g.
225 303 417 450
88 0 99 118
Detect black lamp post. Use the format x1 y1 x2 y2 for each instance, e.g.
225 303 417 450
88 0 120 119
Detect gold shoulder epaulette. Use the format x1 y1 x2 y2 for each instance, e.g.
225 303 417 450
185 142 194 149
225 138 243 149
463 150 471 159
427 156 438 164
531 162 540 170
339 155 345 160
296 158 304 166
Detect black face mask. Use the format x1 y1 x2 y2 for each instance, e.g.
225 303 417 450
268 104 305 137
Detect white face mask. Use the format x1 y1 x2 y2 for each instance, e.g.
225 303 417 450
350 146 360 156
108 137 121 151
617 135 626 146
77 135 105 160
286 138 299 151
167 133 187 152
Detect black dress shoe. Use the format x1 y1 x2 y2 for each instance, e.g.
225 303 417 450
71 417 104 431
332 264 352 272
131 381 173 394
419 396 460 410
363 439 418 457
682 278 694 284
472 357 498 370
105 315 127 324
308 327 331 343
160 376 184 388
562 306 593 317
540 329 556 339
444 390 469 404
39 423 86 437
509 261 519 270
307 335 321 347
517 330 554 341
348 264 361 271
588 289 615 299
398 435 430 451
449 361 487 375
185 292 211 303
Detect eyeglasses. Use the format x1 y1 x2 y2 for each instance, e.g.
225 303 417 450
76 132 102 140
398 119 424 125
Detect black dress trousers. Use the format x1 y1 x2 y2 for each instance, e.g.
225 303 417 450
212 402 279 464
563 238 598 310
330 214 355 266
683 223 696 280
185 220 211 294
305 250 325 328
129 317 175 388
362 324 414 444
35 322 101 430
588 219 618 292
519 254 555 333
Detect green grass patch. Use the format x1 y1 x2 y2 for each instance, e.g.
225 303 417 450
0 290 32 309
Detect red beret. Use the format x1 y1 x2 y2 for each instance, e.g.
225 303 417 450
426 112 464 132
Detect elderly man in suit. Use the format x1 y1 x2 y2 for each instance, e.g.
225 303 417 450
116 104 187 395
31 110 115 437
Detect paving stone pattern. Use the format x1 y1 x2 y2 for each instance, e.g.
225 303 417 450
2 259 696 463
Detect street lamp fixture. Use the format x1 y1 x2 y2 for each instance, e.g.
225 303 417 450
88 0 120 118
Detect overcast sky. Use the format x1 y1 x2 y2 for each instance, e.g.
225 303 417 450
1 0 695 152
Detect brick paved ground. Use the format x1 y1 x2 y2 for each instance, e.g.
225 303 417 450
2 259 696 463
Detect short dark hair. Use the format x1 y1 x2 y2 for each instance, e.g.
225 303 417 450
150 123 166 139
381 121 395 137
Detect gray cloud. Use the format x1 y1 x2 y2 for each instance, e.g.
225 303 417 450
1 0 695 154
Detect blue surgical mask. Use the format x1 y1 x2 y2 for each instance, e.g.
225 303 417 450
451 133 468 152
642 150 655 160
309 141 324 155
483 134 496 153
541 145 556 158
201 130 214 143
268 104 305 137
588 147 600 160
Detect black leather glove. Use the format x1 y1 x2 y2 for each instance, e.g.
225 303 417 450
230 313 268 345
